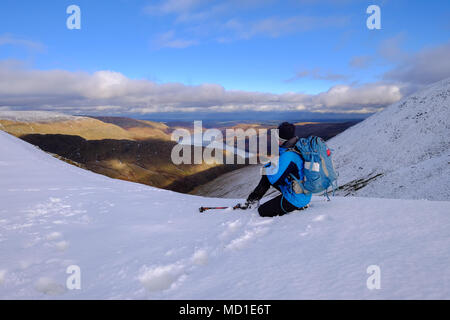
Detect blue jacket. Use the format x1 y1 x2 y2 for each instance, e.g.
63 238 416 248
264 146 312 209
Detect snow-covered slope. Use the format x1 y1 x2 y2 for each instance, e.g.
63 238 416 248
328 77 450 201
1 130 450 299
194 78 450 201
0 111 81 123
191 165 264 198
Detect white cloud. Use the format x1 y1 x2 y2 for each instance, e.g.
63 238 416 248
286 68 349 82
153 30 199 49
0 59 403 115
383 42 450 86
0 34 45 52
223 15 349 40
144 0 206 15
378 33 409 63
349 55 372 69
312 82 403 110
144 0 350 46
145 0 273 21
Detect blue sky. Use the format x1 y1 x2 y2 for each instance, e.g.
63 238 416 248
0 0 449 119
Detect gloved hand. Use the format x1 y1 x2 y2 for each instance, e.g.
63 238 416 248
244 199 259 209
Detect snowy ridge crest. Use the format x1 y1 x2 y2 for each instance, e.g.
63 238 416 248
329 77 450 200
0 111 83 123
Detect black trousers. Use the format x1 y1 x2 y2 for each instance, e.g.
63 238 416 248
258 194 298 217
248 175 308 217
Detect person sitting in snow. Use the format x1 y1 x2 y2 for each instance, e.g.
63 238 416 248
245 122 311 217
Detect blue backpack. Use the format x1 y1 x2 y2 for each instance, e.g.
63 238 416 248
293 136 338 200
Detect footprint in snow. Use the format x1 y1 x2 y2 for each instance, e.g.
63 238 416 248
35 277 66 296
46 231 63 241
190 249 209 266
224 227 269 251
139 248 211 293
44 231 70 251
299 224 312 237
138 263 186 293
219 219 243 240
0 270 6 285
248 218 274 227
312 214 332 222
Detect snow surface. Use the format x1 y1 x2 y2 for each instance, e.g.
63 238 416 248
0 111 82 123
192 165 266 199
1 130 450 299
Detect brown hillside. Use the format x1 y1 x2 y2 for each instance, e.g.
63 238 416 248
89 116 172 140
20 134 245 192
0 118 135 141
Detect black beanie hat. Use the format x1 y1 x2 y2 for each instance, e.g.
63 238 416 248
277 122 296 140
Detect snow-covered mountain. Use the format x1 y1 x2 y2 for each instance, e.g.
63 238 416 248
193 78 450 201
328 78 450 201
1 130 450 299
0 111 81 123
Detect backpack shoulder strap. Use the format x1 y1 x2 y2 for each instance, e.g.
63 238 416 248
289 147 305 162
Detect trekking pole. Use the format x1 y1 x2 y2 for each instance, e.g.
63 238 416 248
199 203 248 213
199 206 228 213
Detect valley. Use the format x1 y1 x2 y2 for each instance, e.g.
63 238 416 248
0 111 360 194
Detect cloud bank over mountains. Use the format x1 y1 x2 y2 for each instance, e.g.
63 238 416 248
0 59 403 115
